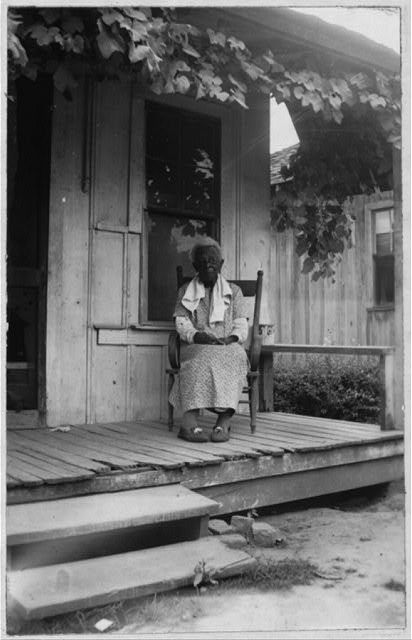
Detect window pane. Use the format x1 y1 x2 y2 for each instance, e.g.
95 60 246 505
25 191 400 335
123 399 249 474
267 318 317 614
375 255 394 305
375 209 393 235
147 213 214 321
147 158 179 209
374 209 393 254
146 102 220 216
376 232 392 255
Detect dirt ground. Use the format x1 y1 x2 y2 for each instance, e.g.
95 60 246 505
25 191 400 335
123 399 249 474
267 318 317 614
118 480 407 638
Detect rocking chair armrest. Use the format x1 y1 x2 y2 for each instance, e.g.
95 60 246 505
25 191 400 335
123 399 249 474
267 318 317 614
249 334 263 372
168 330 181 370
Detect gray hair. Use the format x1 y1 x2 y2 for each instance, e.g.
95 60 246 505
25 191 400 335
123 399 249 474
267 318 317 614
190 237 222 263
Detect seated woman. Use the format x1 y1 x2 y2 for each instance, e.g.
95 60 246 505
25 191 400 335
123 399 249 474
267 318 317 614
169 238 249 443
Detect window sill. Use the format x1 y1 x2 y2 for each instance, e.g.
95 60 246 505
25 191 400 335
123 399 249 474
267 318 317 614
366 305 395 313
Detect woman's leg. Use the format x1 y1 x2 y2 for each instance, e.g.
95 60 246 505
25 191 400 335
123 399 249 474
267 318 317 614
211 408 234 442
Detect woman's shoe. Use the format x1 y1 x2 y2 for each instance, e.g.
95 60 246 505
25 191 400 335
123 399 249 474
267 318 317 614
178 426 208 443
211 424 231 442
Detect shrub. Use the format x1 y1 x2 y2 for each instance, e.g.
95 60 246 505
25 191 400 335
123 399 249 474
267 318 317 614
272 356 381 423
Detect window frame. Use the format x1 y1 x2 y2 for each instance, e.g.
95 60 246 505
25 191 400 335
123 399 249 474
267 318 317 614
141 98 223 327
366 200 395 310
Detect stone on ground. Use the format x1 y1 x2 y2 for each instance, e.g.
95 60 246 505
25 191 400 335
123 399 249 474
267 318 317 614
220 534 249 549
230 516 253 538
252 522 283 547
208 519 233 535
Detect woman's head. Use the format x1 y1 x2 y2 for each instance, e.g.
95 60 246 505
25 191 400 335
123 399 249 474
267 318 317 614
191 238 223 286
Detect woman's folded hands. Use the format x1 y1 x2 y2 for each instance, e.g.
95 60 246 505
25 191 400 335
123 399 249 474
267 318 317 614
193 332 238 345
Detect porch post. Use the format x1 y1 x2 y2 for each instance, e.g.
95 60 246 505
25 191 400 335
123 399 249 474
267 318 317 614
392 146 404 430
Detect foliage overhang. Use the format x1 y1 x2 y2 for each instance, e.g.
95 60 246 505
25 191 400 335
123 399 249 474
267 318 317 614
7 6 401 279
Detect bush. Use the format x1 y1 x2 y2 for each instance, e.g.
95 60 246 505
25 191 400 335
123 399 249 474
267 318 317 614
272 356 381 424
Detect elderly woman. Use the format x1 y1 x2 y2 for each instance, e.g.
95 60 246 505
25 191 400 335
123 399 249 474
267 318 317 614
169 238 249 443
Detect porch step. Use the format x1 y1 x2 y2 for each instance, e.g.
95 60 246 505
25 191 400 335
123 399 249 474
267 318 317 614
7 485 218 545
8 536 255 621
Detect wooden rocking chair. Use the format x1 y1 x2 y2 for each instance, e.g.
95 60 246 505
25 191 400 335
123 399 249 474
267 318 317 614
166 267 264 433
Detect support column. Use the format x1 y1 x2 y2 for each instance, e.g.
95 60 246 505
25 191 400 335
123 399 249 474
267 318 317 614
392 146 404 429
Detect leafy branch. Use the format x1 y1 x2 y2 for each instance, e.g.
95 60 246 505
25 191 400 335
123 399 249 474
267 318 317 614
7 7 401 279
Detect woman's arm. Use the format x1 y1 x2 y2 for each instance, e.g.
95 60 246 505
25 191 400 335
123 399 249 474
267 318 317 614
175 316 197 344
175 317 222 345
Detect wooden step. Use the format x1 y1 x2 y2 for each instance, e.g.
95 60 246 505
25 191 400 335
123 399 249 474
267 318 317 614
8 536 255 620
7 485 219 545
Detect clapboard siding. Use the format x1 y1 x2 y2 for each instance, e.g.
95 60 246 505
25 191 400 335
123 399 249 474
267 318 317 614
269 192 395 352
46 81 90 426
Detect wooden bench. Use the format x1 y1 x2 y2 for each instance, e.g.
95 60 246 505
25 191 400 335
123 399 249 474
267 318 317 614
259 344 395 431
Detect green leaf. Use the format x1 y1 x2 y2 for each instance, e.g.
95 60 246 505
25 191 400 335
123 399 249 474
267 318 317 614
183 44 200 58
302 257 315 274
97 24 125 59
53 64 78 93
8 31 28 66
227 36 246 51
193 572 203 587
369 94 386 109
124 8 148 21
217 91 230 102
175 75 191 94
228 74 247 93
72 34 84 54
100 10 124 26
207 28 226 47
229 88 248 109
293 86 304 100
129 44 150 63
328 93 342 110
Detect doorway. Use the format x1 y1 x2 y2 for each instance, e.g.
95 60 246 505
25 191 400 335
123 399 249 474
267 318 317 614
7 75 52 428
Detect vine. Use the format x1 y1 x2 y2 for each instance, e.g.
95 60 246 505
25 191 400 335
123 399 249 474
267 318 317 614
7 7 401 278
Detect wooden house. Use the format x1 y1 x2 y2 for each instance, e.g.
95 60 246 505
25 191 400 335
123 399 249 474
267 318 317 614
5 8 405 621
270 144 396 348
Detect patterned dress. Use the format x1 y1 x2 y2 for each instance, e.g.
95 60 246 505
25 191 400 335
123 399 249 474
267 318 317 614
169 282 249 413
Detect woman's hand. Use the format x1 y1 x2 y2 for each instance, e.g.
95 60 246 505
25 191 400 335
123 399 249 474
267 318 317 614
222 335 239 345
193 332 223 345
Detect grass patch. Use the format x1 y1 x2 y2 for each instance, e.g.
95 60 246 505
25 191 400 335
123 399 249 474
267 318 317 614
383 579 405 592
12 592 202 636
224 556 319 591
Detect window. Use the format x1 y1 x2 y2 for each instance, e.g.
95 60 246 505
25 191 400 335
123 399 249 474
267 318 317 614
145 102 221 322
373 207 394 306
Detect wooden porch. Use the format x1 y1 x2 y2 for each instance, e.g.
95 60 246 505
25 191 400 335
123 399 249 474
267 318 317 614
7 412 404 513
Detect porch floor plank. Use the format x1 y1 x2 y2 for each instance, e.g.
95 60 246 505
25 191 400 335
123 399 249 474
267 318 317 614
9 431 111 473
83 423 221 466
6 412 404 499
49 428 175 469
133 420 267 459
7 431 110 476
7 450 92 484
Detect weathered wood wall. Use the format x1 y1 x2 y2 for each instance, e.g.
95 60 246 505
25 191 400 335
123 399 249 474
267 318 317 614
269 191 395 349
46 79 270 426
46 79 397 429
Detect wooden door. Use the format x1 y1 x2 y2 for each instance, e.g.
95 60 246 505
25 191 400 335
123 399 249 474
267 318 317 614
7 76 52 428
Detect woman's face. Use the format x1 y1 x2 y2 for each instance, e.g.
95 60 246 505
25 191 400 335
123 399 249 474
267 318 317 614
193 246 223 286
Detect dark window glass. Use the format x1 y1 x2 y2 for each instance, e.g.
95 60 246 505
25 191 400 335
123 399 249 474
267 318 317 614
145 103 220 321
374 255 394 305
373 208 394 306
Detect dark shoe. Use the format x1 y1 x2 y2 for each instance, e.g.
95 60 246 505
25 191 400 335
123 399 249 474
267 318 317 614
211 424 231 442
178 426 208 443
